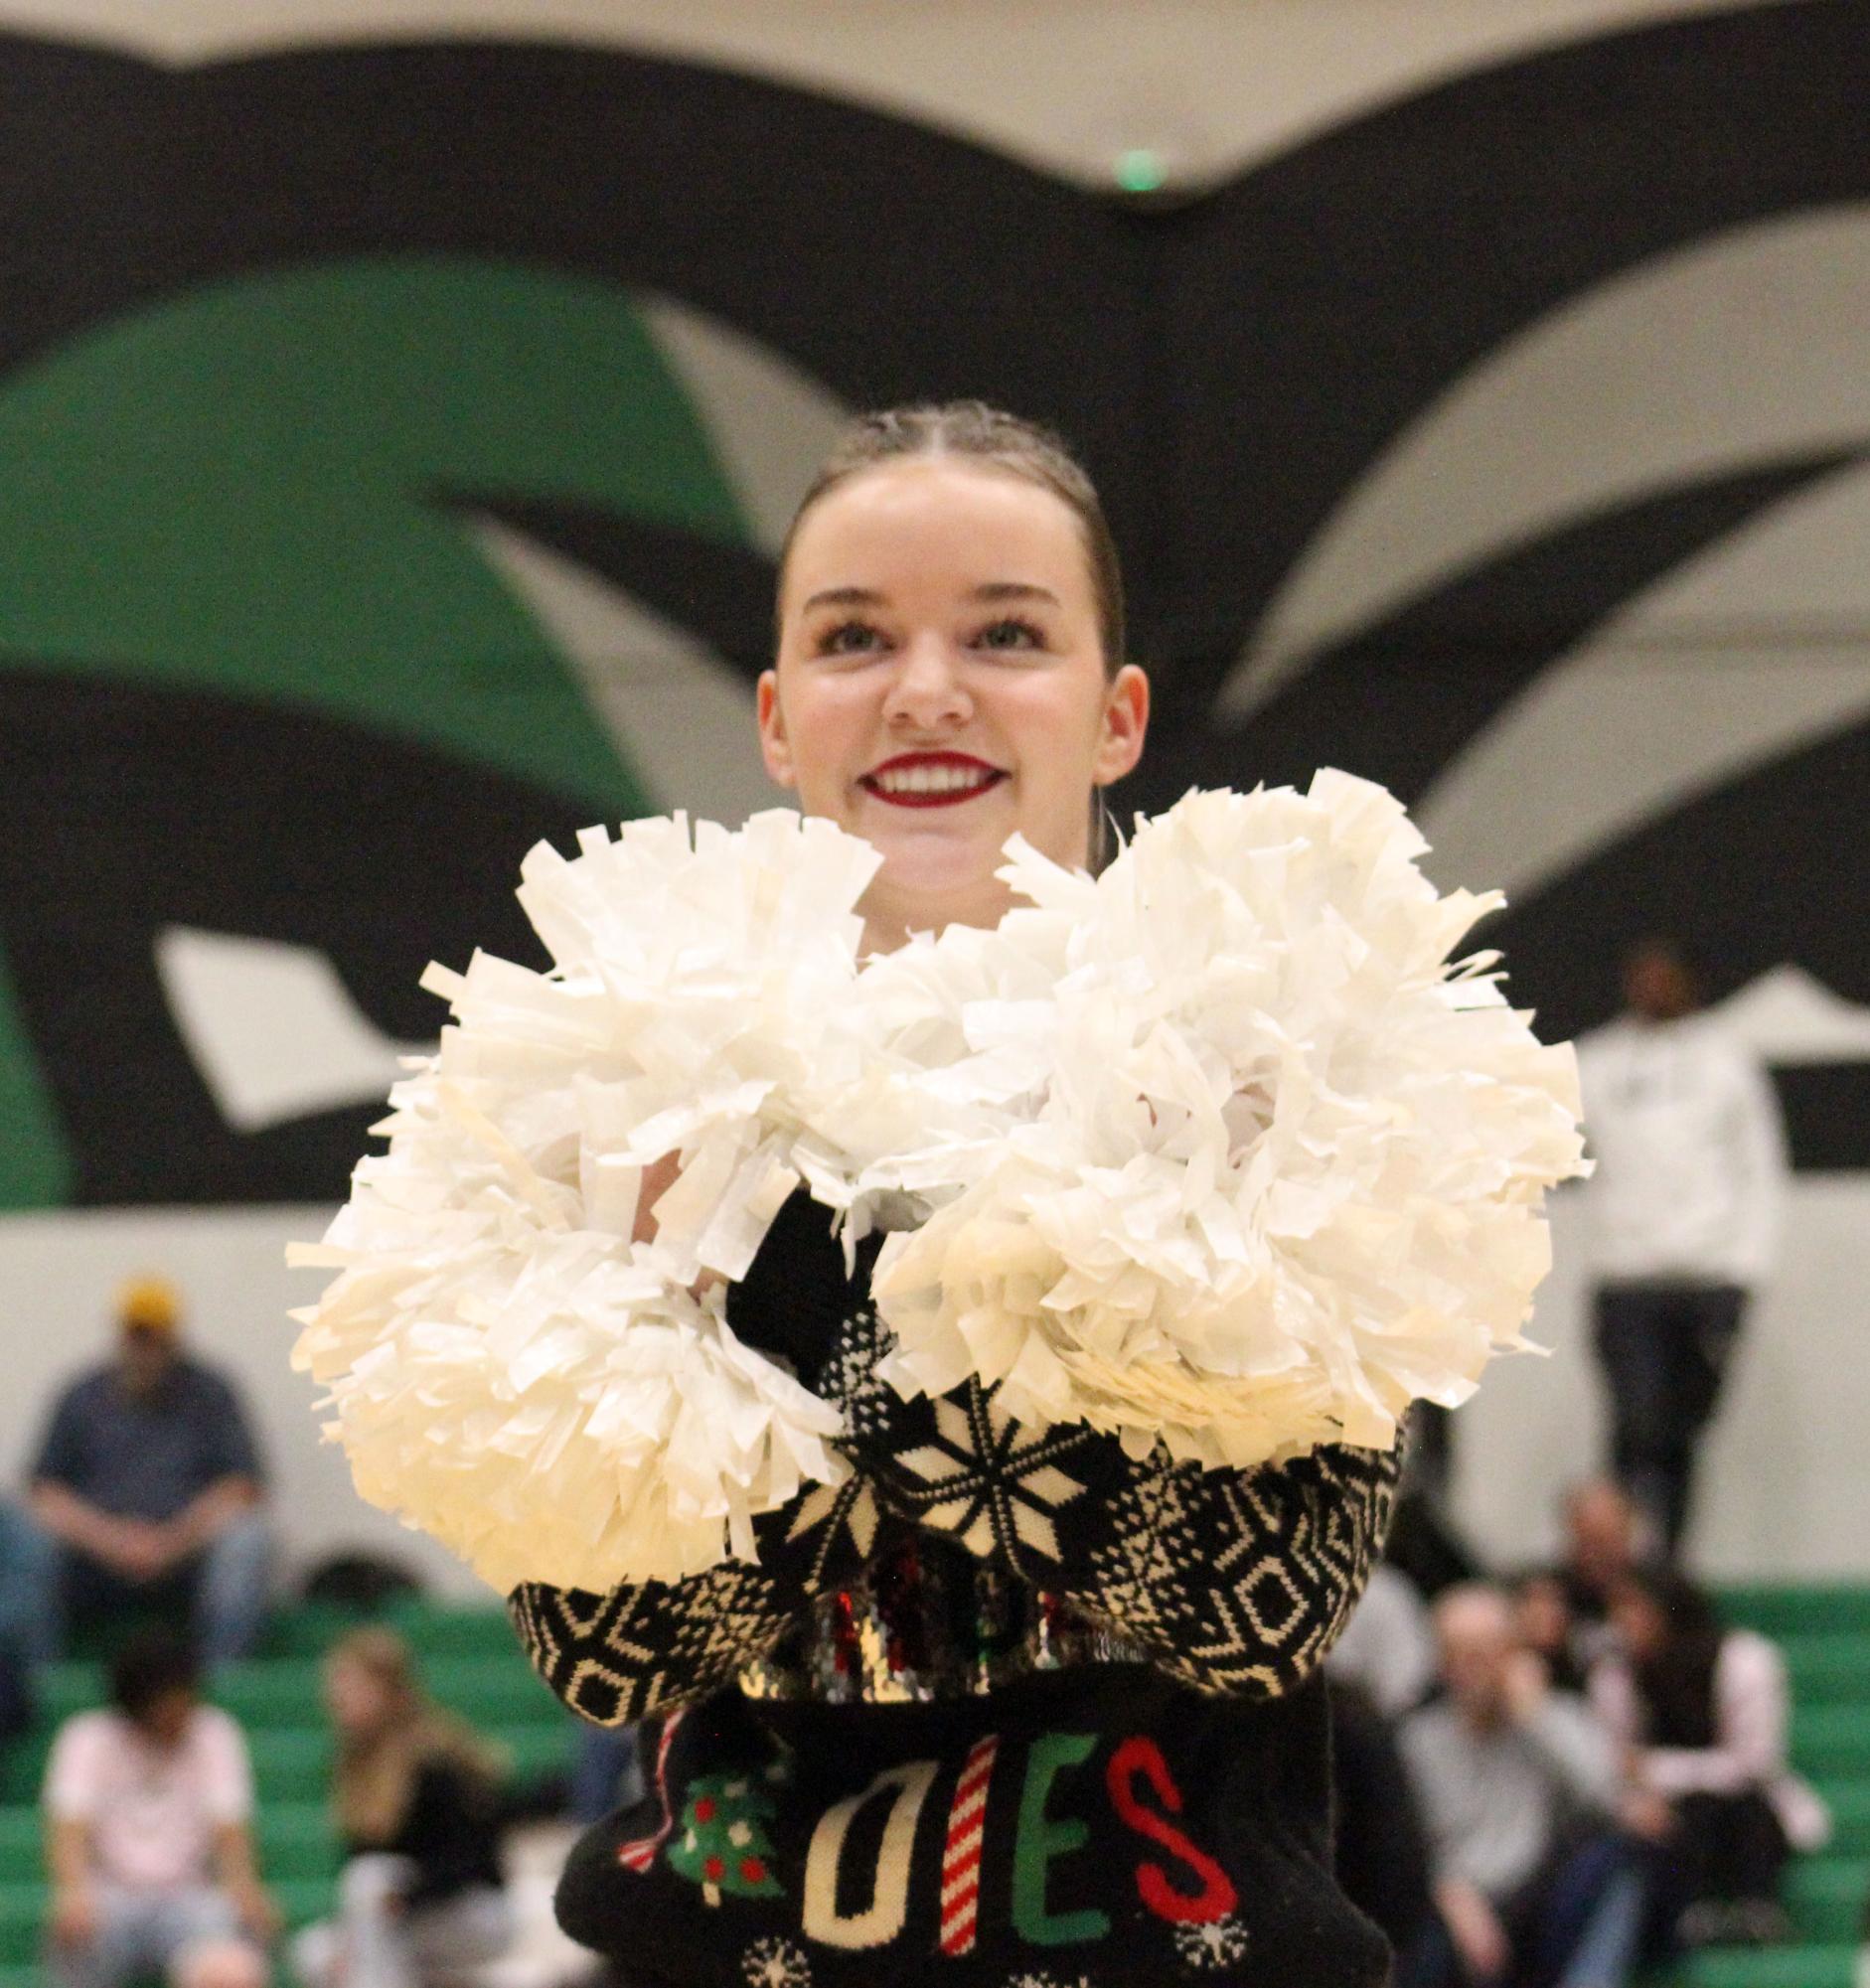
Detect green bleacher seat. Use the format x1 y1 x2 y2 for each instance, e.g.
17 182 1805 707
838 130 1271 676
424 1654 562 1723
211 1660 326 1728
496 1721 578 1782
273 1876 339 1931
247 1728 334 1803
0 1883 45 1967
1784 1855 1867 1943
1720 1588 1870 1640
1670 1944 1861 1988
1792 1705 1870 1778
1780 1634 1870 1706
0 1735 52 1808
38 1662 104 1726
1816 1778 1870 1856
386 1603 518 1658
258 1602 378 1659
255 1803 340 1884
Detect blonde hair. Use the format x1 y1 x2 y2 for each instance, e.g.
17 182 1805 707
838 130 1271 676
326 1626 505 1844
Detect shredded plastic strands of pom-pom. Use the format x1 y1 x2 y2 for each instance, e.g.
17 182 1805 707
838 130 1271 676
290 810 876 1592
290 775 1587 1591
850 772 1588 1468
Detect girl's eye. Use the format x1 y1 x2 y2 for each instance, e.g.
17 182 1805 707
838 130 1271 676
814 619 885 657
974 617 1046 652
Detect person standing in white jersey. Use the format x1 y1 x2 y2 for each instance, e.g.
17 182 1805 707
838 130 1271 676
1576 937 1790 1552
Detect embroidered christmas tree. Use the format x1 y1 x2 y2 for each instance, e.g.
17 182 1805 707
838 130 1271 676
668 1771 784 1907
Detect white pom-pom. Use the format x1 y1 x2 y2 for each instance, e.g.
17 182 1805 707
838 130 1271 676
294 777 1588 1589
854 772 1589 1466
289 810 875 1592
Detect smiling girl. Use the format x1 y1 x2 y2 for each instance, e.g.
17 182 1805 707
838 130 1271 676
759 421 1146 948
512 404 1398 1988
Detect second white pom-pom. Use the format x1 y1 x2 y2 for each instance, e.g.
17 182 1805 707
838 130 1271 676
850 771 1589 1467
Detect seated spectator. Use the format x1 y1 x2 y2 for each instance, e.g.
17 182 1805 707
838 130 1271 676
1332 1678 1441 1968
1592 1565 1829 1947
1557 1480 1642 1660
1329 1561 1437 1718
568 1720 645 1828
44 1629 277 1988
25 1278 269 1666
1401 1584 1645 1988
292 1627 514 1988
1384 1407 1484 1600
1513 1570 1592 1697
0 1499 42 1740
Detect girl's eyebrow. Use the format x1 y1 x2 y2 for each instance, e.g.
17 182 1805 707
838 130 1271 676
800 585 886 614
800 580 1062 613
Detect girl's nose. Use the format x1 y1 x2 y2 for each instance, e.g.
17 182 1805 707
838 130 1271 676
882 636 971 727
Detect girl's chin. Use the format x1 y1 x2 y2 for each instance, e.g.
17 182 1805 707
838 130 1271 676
863 828 1012 910
871 815 1087 871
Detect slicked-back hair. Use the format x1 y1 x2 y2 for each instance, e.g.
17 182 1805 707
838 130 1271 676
775 400 1126 679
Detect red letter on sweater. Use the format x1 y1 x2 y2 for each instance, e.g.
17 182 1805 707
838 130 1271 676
1106 1737 1237 1925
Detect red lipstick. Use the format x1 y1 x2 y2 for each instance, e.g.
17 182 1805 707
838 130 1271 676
860 750 1008 810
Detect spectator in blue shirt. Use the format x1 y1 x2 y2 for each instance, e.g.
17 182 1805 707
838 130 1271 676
22 1278 269 1667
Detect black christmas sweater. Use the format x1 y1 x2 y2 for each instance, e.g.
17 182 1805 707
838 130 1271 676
510 1193 1401 1988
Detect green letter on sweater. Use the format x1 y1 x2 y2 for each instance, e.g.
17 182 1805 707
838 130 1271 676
1013 1733 1110 1947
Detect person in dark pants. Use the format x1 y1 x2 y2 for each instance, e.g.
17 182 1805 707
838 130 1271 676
1575 939 1788 1553
0 1500 41 1740
22 1278 270 1667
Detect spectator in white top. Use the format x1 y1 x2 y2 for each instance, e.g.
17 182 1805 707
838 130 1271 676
1590 1565 1829 1950
44 1629 278 1988
1400 1585 1646 1988
1575 937 1790 1551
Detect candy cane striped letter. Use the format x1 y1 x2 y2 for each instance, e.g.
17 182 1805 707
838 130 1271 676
939 1734 1000 1956
617 1710 686 1873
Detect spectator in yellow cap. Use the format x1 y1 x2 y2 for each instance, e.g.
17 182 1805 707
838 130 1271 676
18 1278 270 1666
119 1278 180 1331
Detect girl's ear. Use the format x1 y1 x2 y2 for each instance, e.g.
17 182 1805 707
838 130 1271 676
1093 664 1150 785
757 671 798 789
